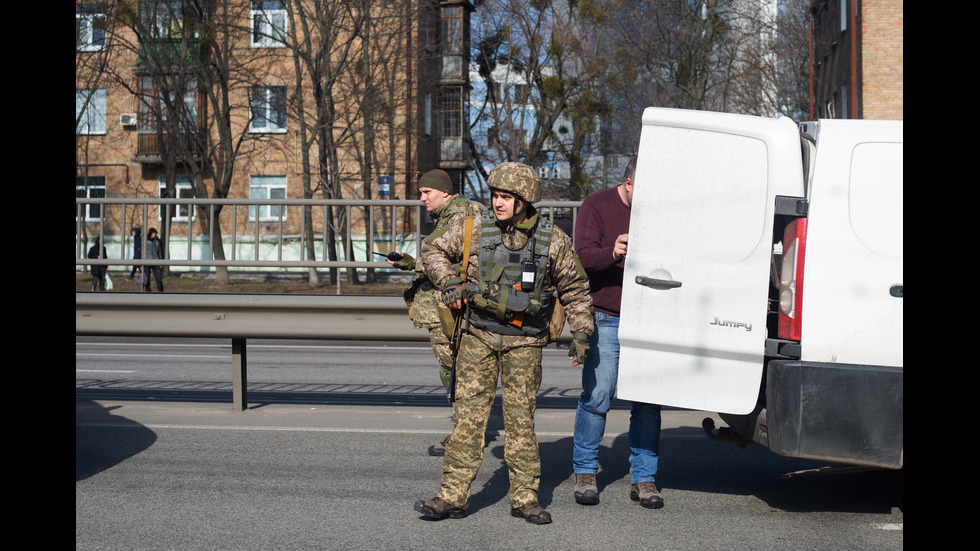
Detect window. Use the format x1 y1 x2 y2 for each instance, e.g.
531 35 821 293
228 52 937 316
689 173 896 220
76 89 107 135
250 86 287 133
513 83 530 105
76 4 107 52
512 127 527 146
158 176 196 221
488 123 526 148
440 5 463 55
250 176 287 221
76 176 106 222
251 1 288 48
139 76 198 133
537 165 559 181
143 1 190 40
437 87 463 138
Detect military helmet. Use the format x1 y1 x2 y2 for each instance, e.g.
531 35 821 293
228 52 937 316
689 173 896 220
487 162 540 203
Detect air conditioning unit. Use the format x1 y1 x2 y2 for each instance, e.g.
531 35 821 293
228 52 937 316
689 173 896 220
120 113 137 127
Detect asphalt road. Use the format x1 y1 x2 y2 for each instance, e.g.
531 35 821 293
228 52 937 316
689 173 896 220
76 338 903 550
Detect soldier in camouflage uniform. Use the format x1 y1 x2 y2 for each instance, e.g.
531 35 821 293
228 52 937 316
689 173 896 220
387 170 483 455
413 162 594 525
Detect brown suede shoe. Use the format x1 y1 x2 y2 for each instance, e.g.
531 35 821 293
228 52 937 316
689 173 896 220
630 481 665 509
414 496 467 520
573 473 599 505
510 501 553 524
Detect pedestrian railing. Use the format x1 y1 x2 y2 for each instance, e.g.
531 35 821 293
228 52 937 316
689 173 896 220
75 197 581 272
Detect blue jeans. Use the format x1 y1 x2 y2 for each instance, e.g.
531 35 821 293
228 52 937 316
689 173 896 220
573 312 662 483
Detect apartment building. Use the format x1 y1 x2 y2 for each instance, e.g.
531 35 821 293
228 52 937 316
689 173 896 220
809 0 903 120
76 1 474 243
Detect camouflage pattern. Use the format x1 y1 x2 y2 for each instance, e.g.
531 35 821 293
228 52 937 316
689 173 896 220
408 194 483 330
421 204 594 510
397 195 481 393
428 326 453 389
437 333 543 508
422 210 593 351
487 161 541 203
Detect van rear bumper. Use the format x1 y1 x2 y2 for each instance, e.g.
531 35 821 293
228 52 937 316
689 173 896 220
764 360 903 469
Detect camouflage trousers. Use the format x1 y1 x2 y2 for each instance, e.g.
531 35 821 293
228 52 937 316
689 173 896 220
427 326 453 391
437 333 543 509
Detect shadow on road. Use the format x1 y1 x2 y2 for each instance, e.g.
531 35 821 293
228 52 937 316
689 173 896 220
464 413 902 516
76 399 157 482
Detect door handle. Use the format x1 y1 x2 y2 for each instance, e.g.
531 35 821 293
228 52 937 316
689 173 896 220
635 275 682 289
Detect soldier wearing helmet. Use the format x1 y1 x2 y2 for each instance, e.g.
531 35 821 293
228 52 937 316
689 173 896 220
485 161 541 226
414 162 594 525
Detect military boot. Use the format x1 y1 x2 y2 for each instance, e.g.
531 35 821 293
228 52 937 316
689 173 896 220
414 496 467 520
427 434 450 456
510 501 552 524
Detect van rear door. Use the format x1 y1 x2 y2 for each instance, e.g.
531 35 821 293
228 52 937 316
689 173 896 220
799 120 903 367
617 108 803 415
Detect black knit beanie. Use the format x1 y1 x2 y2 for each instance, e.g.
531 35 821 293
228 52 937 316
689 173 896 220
418 169 454 195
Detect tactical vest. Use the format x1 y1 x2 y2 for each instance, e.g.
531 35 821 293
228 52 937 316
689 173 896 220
468 210 553 336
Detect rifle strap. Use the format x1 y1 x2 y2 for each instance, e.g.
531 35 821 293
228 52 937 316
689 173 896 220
460 215 473 284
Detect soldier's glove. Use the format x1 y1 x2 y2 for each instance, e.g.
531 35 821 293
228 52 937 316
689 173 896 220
570 332 591 365
391 253 415 271
441 277 467 307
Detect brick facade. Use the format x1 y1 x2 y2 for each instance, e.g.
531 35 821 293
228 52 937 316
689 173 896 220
76 1 471 241
860 0 903 120
809 0 903 120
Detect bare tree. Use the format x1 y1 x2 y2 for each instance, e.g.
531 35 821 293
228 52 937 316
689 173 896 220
470 0 621 199
605 0 809 120
109 0 204 274
77 2 119 249
286 0 364 286
342 0 414 284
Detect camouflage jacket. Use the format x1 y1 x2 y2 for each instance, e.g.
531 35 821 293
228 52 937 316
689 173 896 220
422 208 594 350
406 194 483 328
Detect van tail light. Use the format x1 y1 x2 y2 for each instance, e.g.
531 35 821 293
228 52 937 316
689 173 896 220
778 218 807 340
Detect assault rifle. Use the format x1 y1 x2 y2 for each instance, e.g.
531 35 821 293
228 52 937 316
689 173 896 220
447 301 469 403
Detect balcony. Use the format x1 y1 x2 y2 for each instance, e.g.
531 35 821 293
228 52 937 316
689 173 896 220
136 131 206 164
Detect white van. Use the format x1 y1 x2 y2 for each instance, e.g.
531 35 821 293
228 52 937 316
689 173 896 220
618 108 903 469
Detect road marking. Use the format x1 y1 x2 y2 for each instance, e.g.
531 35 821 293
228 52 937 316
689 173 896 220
76 370 136 373
76 352 225 359
75 421 708 440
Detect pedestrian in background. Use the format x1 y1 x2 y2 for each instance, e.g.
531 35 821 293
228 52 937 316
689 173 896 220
129 226 142 280
143 227 164 292
87 237 108 291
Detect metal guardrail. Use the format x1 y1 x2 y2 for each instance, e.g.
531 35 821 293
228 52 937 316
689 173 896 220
75 198 581 410
76 293 423 410
76 293 419 340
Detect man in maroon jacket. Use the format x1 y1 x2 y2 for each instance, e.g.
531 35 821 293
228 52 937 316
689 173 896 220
571 156 664 509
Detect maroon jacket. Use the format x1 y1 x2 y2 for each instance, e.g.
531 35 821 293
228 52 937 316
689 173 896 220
574 185 631 316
